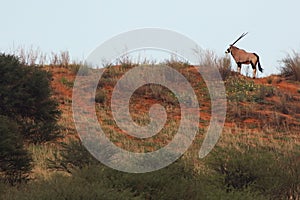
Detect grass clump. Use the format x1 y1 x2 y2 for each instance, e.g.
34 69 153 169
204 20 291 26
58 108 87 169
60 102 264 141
60 77 73 88
195 48 233 80
280 51 300 81
95 89 106 104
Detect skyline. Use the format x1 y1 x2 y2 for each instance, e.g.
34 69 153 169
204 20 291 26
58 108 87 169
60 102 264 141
1 0 300 76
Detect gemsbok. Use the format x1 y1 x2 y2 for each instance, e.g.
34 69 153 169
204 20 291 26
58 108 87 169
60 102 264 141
225 32 263 78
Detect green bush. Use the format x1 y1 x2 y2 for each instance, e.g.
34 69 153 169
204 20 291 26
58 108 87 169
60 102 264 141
0 53 61 143
45 138 275 199
60 77 73 88
226 77 257 102
0 115 32 185
226 77 274 103
205 144 300 199
48 139 100 173
1 172 137 200
2 157 269 199
48 139 207 198
47 138 267 199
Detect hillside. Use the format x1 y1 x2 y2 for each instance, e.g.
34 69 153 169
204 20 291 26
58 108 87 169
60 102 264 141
49 64 300 140
2 61 299 199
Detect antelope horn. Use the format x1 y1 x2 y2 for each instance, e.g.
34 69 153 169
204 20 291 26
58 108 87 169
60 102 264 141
231 32 248 46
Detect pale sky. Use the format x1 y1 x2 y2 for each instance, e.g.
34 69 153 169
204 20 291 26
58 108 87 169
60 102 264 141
1 0 300 76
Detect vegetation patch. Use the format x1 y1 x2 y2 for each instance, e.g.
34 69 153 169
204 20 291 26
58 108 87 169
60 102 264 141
1 49 300 199
280 51 300 81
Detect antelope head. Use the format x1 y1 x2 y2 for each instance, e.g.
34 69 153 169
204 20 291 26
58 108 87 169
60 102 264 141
225 45 233 54
225 32 248 54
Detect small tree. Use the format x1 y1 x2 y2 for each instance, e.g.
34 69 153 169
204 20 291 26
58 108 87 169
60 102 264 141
0 53 61 143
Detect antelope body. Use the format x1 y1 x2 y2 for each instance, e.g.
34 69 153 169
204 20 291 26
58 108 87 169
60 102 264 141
226 33 263 78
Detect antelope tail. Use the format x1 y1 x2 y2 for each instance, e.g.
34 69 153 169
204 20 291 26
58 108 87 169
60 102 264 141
253 53 263 73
